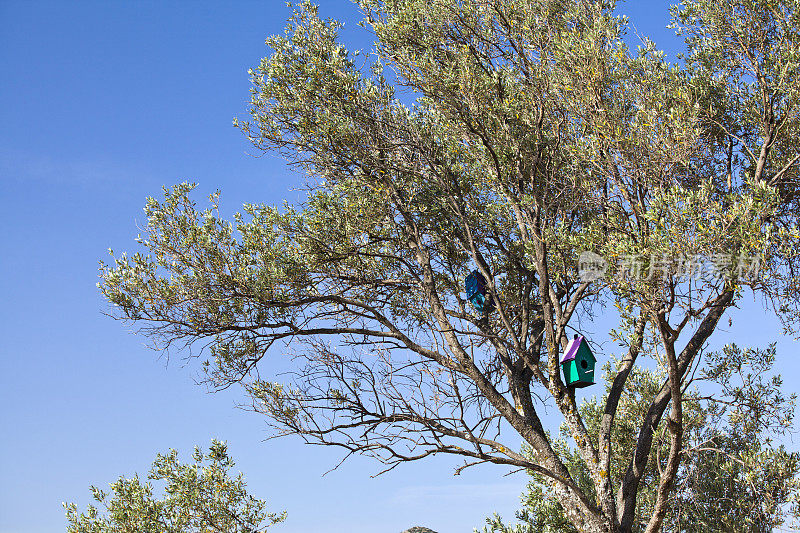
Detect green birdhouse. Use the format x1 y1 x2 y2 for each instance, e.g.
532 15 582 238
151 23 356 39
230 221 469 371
560 334 595 388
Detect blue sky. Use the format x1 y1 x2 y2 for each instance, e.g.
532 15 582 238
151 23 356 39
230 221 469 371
1 2 797 533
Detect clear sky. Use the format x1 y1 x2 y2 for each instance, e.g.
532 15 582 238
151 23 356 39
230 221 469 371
1 2 797 533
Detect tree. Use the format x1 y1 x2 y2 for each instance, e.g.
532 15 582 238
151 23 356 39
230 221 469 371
64 441 285 533
478 344 800 532
99 0 800 531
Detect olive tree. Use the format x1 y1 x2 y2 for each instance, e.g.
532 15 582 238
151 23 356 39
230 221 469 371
64 441 285 532
99 1 800 531
480 345 800 532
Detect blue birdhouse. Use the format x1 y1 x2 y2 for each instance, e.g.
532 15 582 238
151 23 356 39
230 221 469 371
465 270 493 314
560 334 596 388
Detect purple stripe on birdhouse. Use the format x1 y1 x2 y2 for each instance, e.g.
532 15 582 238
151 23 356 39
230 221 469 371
560 336 584 363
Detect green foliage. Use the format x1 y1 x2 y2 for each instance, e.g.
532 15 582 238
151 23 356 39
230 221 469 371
479 345 800 532
64 441 285 533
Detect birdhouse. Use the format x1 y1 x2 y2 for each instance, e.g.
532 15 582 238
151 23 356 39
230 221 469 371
465 270 493 314
560 334 596 388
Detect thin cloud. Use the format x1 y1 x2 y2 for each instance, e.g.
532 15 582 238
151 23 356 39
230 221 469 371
390 482 525 506
0 148 150 186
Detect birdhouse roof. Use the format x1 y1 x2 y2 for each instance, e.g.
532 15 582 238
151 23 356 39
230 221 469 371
560 335 594 363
